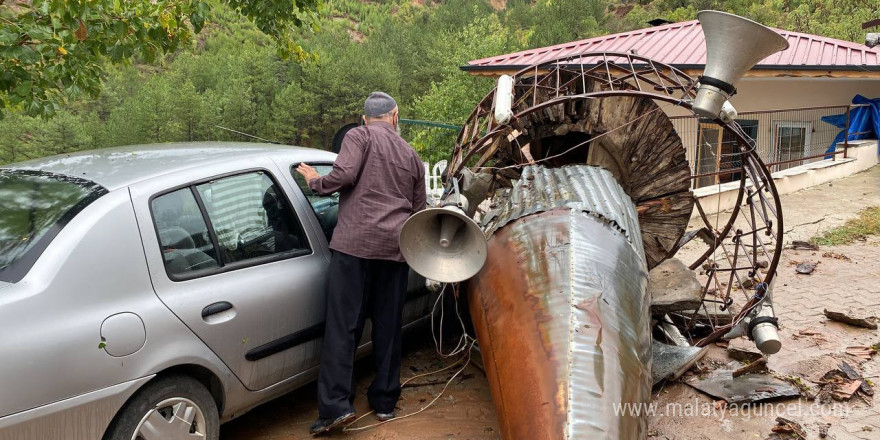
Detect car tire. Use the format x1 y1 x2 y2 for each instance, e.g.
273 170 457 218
103 375 219 440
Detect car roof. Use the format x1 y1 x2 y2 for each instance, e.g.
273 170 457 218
1 142 337 190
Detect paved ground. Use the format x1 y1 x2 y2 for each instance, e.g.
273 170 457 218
651 165 880 440
222 165 880 440
650 233 880 439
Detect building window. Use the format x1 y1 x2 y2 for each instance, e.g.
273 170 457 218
772 122 812 171
694 120 757 188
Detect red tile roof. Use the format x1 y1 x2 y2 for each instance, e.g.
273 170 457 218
464 20 880 73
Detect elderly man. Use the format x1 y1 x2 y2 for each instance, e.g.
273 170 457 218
296 92 426 436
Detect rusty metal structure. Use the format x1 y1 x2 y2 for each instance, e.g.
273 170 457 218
444 51 785 439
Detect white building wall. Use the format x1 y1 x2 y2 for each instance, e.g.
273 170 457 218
664 77 879 185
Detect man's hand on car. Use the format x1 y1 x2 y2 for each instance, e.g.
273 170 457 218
296 163 320 184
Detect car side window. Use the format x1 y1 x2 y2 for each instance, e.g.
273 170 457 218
152 188 220 275
195 172 309 264
291 164 338 241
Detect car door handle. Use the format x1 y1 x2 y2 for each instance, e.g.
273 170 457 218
202 301 233 318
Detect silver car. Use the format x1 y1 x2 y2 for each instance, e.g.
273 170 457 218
0 143 434 440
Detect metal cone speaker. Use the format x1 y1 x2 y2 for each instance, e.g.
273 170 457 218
693 11 789 120
399 206 488 283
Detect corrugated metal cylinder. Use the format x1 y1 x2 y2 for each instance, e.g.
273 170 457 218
468 165 651 440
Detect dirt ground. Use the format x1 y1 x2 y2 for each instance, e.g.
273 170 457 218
222 165 880 440
221 331 500 440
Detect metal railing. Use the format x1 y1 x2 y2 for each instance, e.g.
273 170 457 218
671 104 869 188
400 105 872 191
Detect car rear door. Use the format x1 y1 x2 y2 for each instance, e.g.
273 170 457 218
130 160 330 391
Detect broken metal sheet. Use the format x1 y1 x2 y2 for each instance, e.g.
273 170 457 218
684 370 801 404
481 165 645 257
652 341 708 386
726 338 764 363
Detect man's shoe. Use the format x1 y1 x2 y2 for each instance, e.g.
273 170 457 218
375 410 396 422
309 412 355 436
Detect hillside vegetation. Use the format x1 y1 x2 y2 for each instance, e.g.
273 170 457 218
0 0 874 165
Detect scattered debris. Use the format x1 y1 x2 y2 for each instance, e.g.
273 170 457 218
822 251 851 261
796 261 819 274
651 341 708 386
839 361 874 396
824 308 879 329
648 259 703 314
779 354 841 383
659 315 690 347
733 357 768 378
845 346 878 360
807 361 877 402
727 338 764 363
819 423 831 438
771 417 807 439
831 380 861 401
684 369 801 404
790 240 819 251
791 328 829 344
782 375 815 399
815 386 833 404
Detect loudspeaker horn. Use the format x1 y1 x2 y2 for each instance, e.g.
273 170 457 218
692 11 789 121
399 198 488 283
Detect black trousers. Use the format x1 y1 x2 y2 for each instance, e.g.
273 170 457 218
317 250 409 418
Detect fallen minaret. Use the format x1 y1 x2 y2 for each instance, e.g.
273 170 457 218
402 11 790 440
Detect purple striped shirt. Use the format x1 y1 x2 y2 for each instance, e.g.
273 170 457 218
309 122 426 262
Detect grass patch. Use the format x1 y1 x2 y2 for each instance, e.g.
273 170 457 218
811 206 880 246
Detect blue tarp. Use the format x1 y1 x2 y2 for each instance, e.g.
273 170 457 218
821 95 880 158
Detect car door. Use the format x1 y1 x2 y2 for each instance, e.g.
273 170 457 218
130 162 329 391
280 160 436 333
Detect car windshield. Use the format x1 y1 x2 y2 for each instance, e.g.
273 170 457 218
0 170 107 282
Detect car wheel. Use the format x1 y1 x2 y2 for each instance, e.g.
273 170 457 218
103 375 219 440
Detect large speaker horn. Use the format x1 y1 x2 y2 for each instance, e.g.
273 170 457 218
693 11 789 121
399 199 487 283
